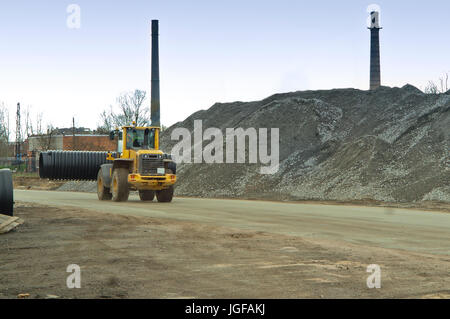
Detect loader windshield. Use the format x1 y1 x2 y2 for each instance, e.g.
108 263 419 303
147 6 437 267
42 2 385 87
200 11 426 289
126 128 155 150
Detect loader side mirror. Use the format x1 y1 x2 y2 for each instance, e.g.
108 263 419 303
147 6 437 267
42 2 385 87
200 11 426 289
109 131 115 140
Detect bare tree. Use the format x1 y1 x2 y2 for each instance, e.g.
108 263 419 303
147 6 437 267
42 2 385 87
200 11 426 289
425 72 449 94
23 105 33 138
30 124 56 151
22 105 46 138
0 102 10 141
35 112 43 135
97 109 114 133
439 72 449 93
18 105 53 153
0 102 10 156
97 89 150 132
424 81 439 94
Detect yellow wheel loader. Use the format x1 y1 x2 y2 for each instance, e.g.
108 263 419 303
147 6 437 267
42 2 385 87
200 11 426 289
97 124 176 202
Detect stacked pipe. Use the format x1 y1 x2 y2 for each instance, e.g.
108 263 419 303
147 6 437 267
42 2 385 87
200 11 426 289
39 151 116 181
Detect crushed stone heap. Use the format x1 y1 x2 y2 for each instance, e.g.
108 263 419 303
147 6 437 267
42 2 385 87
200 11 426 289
161 85 449 203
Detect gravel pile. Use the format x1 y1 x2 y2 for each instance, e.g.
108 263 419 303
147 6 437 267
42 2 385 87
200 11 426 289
57 181 97 193
160 85 449 203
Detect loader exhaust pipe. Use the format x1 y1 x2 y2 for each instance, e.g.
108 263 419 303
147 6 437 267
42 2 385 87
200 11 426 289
151 19 160 127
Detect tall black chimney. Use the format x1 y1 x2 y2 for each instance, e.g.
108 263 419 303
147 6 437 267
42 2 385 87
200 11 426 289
369 11 381 90
151 20 160 127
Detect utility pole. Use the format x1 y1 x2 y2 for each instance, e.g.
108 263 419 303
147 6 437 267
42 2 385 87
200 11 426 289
72 117 76 150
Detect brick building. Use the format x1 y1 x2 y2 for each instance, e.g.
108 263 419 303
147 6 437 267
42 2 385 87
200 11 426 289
27 134 117 152
62 135 117 152
24 134 117 173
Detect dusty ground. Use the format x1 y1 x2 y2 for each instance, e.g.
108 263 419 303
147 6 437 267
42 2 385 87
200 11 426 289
1 201 449 299
13 175 65 191
14 175 450 212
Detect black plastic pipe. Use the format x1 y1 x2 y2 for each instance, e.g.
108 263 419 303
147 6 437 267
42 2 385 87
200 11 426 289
39 151 116 181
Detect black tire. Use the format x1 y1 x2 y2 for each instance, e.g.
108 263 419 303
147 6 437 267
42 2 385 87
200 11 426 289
97 169 112 200
0 169 14 216
139 190 155 201
111 168 129 202
156 185 174 203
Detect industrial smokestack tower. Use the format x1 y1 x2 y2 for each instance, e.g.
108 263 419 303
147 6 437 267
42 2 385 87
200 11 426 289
368 11 382 90
151 19 160 127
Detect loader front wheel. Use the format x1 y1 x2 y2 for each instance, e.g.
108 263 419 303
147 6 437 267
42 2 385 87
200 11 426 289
139 190 155 201
156 185 174 203
111 168 129 202
97 169 112 200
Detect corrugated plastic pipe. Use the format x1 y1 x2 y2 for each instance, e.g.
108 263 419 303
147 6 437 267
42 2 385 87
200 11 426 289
39 151 116 181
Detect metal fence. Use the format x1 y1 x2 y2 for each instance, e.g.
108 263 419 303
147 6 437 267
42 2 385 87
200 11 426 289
0 157 38 173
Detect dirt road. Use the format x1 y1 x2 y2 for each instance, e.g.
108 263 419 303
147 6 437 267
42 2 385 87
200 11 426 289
1 190 449 299
14 190 450 255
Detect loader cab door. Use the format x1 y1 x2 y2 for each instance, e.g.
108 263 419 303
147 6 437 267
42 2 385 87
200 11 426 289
109 130 123 154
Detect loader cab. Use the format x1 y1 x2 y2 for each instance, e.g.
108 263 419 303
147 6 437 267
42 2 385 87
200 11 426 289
126 127 156 150
109 125 160 155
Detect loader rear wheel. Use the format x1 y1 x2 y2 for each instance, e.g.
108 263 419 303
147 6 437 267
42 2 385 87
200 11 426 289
111 168 129 202
97 169 112 200
0 169 14 216
156 185 174 203
139 190 155 201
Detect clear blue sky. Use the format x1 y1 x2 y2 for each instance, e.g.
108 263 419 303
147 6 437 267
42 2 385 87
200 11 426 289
0 0 449 133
